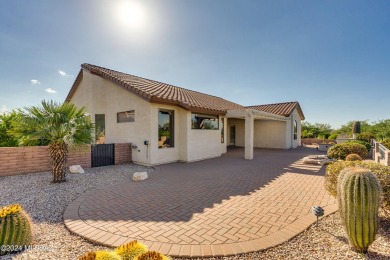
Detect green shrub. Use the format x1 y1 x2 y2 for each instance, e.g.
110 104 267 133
327 142 368 160
328 133 339 140
325 161 390 212
382 139 390 150
357 132 375 143
347 140 371 151
345 153 362 161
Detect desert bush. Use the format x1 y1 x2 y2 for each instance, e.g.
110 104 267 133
345 153 362 161
357 132 375 143
325 161 390 213
382 139 390 150
327 142 368 160
347 140 371 151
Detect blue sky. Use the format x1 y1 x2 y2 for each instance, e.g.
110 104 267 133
0 0 389 128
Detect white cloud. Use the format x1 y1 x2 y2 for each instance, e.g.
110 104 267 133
45 88 56 94
58 69 70 77
31 79 40 85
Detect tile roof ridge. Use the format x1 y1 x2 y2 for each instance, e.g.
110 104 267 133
82 63 231 101
246 101 298 107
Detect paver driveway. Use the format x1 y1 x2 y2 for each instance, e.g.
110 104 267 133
64 148 337 257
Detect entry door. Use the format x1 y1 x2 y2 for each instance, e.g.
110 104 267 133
229 126 236 146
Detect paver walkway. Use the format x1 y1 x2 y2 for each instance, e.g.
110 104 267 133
64 148 337 257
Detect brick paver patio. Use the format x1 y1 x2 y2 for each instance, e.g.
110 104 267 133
64 148 337 257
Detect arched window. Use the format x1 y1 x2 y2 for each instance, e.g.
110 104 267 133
294 120 298 140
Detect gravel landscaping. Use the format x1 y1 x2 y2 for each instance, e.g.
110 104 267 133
1 165 389 259
0 164 152 260
176 212 389 260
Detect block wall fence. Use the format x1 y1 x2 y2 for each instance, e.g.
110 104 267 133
0 143 132 177
301 138 336 145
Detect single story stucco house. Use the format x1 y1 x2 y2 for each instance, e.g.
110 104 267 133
66 63 305 166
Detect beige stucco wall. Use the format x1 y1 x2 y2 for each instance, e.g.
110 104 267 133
253 120 288 149
70 70 152 165
70 70 225 165
148 105 225 164
292 109 302 148
187 124 223 162
286 109 302 149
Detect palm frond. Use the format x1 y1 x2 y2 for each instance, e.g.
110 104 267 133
9 100 93 147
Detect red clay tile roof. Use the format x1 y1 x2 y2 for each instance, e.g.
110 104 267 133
246 102 305 120
66 64 244 115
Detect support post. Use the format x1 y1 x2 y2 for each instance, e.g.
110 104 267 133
245 112 254 160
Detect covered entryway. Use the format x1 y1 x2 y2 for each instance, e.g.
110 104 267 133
225 109 290 159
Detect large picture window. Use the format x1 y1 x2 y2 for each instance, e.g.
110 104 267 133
158 110 174 148
117 110 135 123
191 113 219 130
294 120 298 140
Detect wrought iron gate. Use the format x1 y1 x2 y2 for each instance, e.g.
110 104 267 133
91 144 115 167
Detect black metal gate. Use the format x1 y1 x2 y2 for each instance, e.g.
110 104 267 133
91 144 115 167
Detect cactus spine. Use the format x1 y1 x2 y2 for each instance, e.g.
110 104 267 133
78 252 97 260
134 251 170 260
78 251 121 260
0 205 32 256
337 167 381 252
115 240 148 260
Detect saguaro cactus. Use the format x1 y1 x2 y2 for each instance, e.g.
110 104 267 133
0 204 33 256
353 121 361 135
337 167 381 252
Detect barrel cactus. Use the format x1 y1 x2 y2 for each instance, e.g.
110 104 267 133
0 204 33 256
337 167 381 252
115 240 148 260
78 252 97 260
345 153 362 161
78 251 121 260
134 251 170 260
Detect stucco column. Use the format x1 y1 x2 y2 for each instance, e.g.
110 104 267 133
245 112 254 160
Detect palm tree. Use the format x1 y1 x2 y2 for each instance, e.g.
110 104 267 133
10 100 93 183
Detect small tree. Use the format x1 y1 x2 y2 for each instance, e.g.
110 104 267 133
0 110 21 147
10 100 93 183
